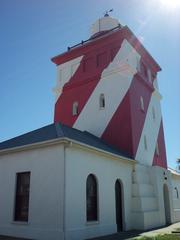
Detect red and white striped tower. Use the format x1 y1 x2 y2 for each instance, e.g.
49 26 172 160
52 15 167 169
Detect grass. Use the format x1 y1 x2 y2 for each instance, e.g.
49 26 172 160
136 234 180 240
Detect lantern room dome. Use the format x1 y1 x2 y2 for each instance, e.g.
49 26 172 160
90 15 121 37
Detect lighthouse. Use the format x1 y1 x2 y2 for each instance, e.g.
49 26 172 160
52 15 167 169
0 14 179 240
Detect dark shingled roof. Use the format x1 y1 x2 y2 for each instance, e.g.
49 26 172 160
0 123 132 159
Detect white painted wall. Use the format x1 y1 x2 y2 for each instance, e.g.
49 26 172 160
149 167 174 225
132 164 175 230
0 144 65 240
171 172 180 222
74 39 141 137
135 89 162 166
90 16 120 36
53 56 83 102
64 145 134 240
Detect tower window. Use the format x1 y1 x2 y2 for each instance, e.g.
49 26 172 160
140 96 145 111
14 172 31 222
99 94 105 109
72 102 78 116
152 107 156 120
141 62 148 79
97 52 107 67
144 135 148 151
83 58 93 72
175 187 179 199
86 174 98 222
147 69 152 83
155 143 160 156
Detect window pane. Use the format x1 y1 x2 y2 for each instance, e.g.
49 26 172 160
86 174 98 221
100 94 105 109
14 172 30 222
72 102 78 116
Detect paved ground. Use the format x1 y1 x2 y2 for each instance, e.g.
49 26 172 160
0 237 30 240
0 222 180 239
88 222 180 240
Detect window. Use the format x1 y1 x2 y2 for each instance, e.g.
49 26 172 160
147 69 152 83
86 174 98 221
152 106 156 120
97 52 107 67
72 102 78 116
155 143 160 156
83 58 93 72
111 47 119 61
152 72 157 83
136 56 140 72
174 187 179 199
14 172 31 222
140 96 145 111
99 94 105 109
144 135 148 151
141 62 148 79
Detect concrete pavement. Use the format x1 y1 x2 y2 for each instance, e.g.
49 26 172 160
0 223 180 240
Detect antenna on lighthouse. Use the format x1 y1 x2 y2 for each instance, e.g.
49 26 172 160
104 9 113 17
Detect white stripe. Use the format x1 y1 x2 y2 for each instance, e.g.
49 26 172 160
53 56 83 102
135 90 162 166
73 40 141 137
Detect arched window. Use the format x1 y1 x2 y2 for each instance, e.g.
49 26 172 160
86 174 98 221
99 94 105 109
72 101 78 116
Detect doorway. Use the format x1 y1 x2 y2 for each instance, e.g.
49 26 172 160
115 179 123 232
163 184 171 225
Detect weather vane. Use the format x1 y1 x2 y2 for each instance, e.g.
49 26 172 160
104 9 113 17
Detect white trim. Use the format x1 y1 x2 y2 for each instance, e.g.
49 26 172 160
0 138 134 164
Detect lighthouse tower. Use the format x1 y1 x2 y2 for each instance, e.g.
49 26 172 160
52 15 167 169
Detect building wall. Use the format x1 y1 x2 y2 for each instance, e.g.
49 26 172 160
132 165 174 230
150 167 175 225
171 173 180 222
0 144 65 240
64 145 134 240
0 141 179 240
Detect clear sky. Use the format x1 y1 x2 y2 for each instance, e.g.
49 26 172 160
0 0 179 169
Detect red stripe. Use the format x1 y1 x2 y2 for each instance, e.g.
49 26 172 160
101 74 154 158
54 36 124 125
152 120 167 169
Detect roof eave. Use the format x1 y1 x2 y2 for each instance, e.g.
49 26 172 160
0 137 134 164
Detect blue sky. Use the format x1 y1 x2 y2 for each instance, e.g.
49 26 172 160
0 0 179 169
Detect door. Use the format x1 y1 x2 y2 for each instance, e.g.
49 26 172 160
115 180 123 232
163 184 171 225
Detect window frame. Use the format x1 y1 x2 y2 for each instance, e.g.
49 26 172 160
144 135 148 151
140 96 145 112
152 106 156 120
99 94 105 110
140 61 148 79
155 143 160 156
86 174 98 222
174 187 179 199
72 101 79 116
14 172 31 222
